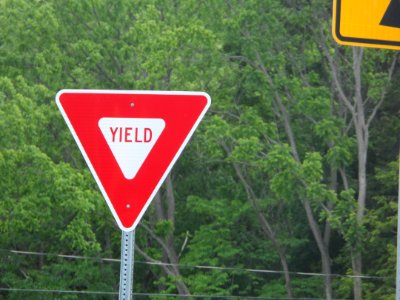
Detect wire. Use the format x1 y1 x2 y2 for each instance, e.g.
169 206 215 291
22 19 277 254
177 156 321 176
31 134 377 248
0 249 389 280
5 249 120 263
0 287 116 295
0 287 349 300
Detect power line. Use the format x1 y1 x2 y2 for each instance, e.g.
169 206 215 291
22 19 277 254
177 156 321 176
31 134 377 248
0 287 349 300
0 287 116 295
5 249 120 263
0 249 389 280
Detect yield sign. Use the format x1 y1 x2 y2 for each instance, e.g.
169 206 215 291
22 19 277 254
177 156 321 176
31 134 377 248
56 90 211 231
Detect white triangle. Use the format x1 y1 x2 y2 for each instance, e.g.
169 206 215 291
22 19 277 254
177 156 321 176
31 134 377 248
98 118 165 180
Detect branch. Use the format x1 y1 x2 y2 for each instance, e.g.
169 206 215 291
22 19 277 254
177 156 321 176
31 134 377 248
366 52 399 128
316 27 355 115
94 62 120 88
339 168 350 190
178 231 190 258
165 174 175 223
254 51 300 162
134 245 175 277
70 11 93 31
90 0 101 27
138 223 173 259
303 199 329 257
220 141 277 242
153 192 165 221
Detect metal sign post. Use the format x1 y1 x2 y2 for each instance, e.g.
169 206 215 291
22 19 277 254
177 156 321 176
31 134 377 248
119 230 135 300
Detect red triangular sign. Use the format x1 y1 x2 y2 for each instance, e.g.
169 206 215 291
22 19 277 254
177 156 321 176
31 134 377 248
56 90 211 231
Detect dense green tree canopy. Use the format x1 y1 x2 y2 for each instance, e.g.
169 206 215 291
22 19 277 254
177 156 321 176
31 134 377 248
0 1 399 299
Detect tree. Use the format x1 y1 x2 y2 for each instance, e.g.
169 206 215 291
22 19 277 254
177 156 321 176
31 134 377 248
315 12 399 299
1 1 399 298
215 1 340 298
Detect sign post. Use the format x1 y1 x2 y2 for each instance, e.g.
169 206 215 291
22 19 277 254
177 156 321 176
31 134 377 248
56 90 211 298
119 231 135 300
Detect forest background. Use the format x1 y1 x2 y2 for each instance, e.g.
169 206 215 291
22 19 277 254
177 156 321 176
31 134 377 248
0 0 399 299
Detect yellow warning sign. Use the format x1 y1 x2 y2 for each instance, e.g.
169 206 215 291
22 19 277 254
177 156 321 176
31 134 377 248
332 0 400 50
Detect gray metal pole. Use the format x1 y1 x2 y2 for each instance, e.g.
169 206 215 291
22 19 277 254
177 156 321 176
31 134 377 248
119 230 135 300
397 149 400 300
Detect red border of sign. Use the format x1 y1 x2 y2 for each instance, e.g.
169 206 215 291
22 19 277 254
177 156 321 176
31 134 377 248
56 90 211 231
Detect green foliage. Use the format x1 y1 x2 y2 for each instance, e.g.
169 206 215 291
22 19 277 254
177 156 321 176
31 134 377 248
362 160 399 299
264 144 299 201
328 189 362 247
181 196 244 294
0 0 399 298
0 146 113 299
154 220 174 238
326 137 356 168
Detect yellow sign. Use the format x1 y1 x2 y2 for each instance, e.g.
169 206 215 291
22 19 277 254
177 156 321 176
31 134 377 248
332 0 400 50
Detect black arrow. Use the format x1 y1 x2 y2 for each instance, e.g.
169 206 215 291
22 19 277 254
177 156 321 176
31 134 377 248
380 0 400 28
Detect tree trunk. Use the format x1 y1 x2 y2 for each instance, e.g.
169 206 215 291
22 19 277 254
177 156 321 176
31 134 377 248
140 174 191 298
221 141 294 298
351 47 366 300
303 199 333 300
351 249 363 300
224 149 293 299
253 50 334 299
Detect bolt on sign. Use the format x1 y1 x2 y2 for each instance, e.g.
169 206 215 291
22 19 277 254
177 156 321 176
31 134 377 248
56 90 211 232
332 0 400 50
